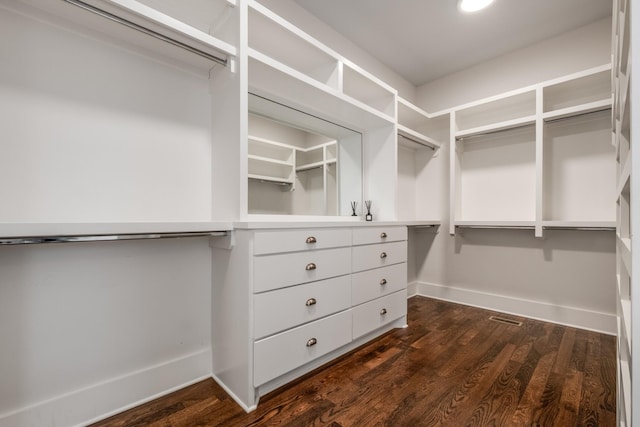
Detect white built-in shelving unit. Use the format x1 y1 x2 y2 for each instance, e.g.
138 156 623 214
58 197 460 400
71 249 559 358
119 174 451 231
613 0 636 424
0 0 238 239
396 97 447 224
449 64 615 236
246 0 396 131
248 135 296 186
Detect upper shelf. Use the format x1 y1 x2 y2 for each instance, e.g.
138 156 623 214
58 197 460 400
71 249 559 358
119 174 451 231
7 0 237 72
397 97 444 149
247 0 396 129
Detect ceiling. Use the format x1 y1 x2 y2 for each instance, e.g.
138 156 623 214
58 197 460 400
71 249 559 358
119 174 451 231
292 0 612 86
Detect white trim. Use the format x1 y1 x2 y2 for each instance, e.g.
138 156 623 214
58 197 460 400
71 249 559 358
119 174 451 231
0 349 212 427
408 281 616 335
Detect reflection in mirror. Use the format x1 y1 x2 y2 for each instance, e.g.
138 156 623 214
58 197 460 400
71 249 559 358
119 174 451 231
248 93 363 216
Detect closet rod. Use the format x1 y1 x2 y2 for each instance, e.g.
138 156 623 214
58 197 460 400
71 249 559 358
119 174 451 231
0 231 228 245
398 133 436 150
455 225 535 230
62 0 228 66
543 107 612 124
542 226 615 231
455 122 534 141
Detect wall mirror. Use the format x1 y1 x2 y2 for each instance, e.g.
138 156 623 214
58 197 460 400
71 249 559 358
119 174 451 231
248 93 363 216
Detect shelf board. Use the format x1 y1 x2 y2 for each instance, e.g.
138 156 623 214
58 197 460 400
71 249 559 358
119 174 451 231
542 98 612 122
14 0 236 70
455 115 536 140
618 277 632 354
617 154 632 197
248 49 393 131
248 154 293 167
397 125 441 149
617 236 632 276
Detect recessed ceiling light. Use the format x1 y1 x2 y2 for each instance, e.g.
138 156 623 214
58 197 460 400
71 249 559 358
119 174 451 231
458 0 495 13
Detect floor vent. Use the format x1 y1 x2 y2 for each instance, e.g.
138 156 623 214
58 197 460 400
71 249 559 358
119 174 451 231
489 316 522 326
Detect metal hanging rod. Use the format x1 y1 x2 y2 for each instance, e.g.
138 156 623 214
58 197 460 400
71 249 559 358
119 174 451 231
0 231 228 246
543 107 612 124
455 122 535 141
456 225 535 230
542 226 615 231
62 0 228 66
398 133 437 150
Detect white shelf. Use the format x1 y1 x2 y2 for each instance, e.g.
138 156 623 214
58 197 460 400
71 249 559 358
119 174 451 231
455 115 536 140
342 62 396 118
542 98 612 121
248 1 339 89
248 155 292 167
10 0 236 71
248 50 393 131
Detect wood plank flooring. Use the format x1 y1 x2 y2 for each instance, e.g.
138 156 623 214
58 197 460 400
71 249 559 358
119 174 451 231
91 296 616 426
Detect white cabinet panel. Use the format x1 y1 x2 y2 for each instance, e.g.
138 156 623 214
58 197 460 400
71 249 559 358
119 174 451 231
352 263 407 306
253 310 352 386
254 275 351 339
352 290 407 339
352 241 407 273
254 247 351 293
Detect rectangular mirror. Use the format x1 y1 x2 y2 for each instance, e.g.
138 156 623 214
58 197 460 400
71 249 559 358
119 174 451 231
248 93 363 216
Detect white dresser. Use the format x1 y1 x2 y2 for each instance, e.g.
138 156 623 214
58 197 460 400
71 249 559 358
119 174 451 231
211 223 408 411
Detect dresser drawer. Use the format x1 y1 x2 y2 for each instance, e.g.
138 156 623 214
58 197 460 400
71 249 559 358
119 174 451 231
352 263 407 306
352 226 407 245
254 228 352 255
254 310 352 386
254 275 351 339
254 247 351 293
352 241 407 273
352 290 407 339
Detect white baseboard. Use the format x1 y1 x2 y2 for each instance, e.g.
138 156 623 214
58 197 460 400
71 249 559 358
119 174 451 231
408 281 616 335
0 349 212 427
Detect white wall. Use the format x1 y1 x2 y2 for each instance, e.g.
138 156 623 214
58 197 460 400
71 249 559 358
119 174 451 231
417 18 612 112
408 17 616 333
0 238 212 426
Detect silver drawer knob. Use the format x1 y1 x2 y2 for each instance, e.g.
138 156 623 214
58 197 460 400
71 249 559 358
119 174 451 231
306 337 317 347
380 252 387 259
305 298 317 306
380 308 387 316
306 236 317 244
380 232 387 238
305 262 317 271
380 278 387 286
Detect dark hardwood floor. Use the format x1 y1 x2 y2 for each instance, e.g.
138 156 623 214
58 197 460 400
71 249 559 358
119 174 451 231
92 296 616 426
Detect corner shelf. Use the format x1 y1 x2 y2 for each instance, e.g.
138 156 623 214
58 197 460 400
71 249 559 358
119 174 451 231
397 97 443 150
